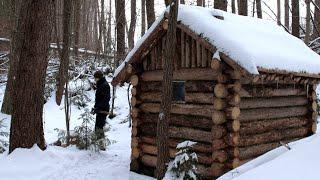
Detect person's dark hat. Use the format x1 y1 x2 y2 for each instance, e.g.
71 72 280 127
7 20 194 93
94 70 104 79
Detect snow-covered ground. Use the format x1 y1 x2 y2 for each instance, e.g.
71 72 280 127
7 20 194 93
0 78 153 180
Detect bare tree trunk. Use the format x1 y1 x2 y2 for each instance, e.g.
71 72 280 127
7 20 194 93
156 0 179 179
1 0 20 114
284 0 289 29
313 0 320 38
56 0 72 144
305 0 311 44
232 0 236 13
9 0 53 153
239 0 248 16
106 0 112 55
197 0 203 6
129 0 136 50
73 0 81 58
180 0 185 4
291 0 300 38
56 0 72 106
252 0 256 17
141 0 146 36
111 0 126 118
277 0 281 25
214 0 228 11
146 0 155 28
101 0 107 55
256 0 262 18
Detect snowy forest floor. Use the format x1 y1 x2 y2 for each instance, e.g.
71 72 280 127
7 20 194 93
0 77 153 180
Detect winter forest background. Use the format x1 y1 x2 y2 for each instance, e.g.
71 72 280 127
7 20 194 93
0 0 320 180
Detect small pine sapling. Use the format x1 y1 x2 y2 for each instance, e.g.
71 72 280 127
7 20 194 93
74 108 112 151
164 141 199 180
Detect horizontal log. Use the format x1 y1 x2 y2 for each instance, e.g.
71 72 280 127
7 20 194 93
239 106 308 122
141 144 212 165
140 92 231 110
141 83 308 97
239 117 309 135
139 124 223 143
240 87 307 98
139 113 212 130
239 127 309 147
238 138 299 160
140 92 308 110
140 68 226 82
140 91 215 104
240 96 308 109
140 81 216 92
141 136 215 153
140 103 213 118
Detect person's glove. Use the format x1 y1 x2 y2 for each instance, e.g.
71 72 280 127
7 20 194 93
90 108 96 115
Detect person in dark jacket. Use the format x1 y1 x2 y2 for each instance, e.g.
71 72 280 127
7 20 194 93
91 71 110 142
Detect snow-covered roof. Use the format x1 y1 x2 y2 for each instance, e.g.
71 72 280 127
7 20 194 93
113 5 320 84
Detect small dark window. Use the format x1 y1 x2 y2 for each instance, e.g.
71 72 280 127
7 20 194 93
172 81 185 102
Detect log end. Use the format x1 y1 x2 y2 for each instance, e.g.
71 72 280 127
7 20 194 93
214 84 228 98
312 122 317 134
211 58 221 70
131 108 140 118
212 111 226 125
130 75 139 87
132 147 140 159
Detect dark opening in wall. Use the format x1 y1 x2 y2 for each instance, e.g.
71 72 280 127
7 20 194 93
172 81 185 102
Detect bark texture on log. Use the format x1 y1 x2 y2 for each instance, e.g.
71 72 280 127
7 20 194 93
239 127 309 147
240 96 308 109
238 138 298 160
140 136 213 153
140 123 222 143
139 113 212 130
239 106 308 122
141 68 225 82
140 81 215 92
140 103 213 118
239 117 309 135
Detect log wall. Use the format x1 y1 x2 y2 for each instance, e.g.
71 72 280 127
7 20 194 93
237 83 316 166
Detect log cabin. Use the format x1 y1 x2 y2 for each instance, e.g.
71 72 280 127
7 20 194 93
112 5 320 179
